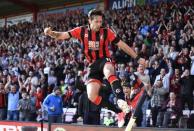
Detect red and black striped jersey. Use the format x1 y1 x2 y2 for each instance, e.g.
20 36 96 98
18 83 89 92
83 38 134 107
68 26 120 63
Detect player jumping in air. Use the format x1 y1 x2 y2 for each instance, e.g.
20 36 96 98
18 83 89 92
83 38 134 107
44 9 145 128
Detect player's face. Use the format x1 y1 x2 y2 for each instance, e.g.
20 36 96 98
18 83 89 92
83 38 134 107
89 16 102 32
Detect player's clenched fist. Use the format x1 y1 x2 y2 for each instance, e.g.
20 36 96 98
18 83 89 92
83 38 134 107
44 27 52 36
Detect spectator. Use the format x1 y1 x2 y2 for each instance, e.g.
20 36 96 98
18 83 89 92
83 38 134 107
59 80 66 94
48 70 57 86
168 46 178 61
157 92 182 128
78 91 101 125
135 63 151 127
43 87 63 123
175 47 191 72
179 69 194 110
0 81 7 120
24 71 39 93
169 68 181 96
35 87 43 110
103 112 115 126
5 76 22 121
150 80 166 127
121 81 132 126
62 84 74 107
154 65 172 94
149 60 161 85
17 91 32 121
29 89 37 121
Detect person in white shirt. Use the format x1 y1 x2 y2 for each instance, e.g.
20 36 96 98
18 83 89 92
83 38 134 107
24 71 39 92
135 64 150 85
168 46 178 61
161 39 170 56
154 59 173 93
48 70 57 86
135 64 151 127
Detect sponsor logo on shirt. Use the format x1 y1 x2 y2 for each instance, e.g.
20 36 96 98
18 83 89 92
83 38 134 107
88 41 99 50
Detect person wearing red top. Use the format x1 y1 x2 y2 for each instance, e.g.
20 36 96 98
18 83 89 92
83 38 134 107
35 87 43 110
170 68 181 96
0 82 7 120
120 73 147 129
121 81 132 126
44 9 145 127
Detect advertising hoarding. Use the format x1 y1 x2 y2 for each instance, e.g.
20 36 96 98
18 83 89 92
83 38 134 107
108 0 136 10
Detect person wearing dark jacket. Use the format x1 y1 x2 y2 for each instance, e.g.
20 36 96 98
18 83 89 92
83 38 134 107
179 69 194 110
78 91 101 125
157 92 182 127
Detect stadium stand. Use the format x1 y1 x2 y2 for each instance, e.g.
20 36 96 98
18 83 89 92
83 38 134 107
0 0 194 130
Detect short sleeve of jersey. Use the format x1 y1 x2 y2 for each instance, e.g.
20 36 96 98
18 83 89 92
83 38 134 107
107 28 120 44
68 27 81 39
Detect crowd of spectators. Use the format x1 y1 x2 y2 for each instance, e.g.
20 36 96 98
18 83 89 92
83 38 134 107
0 0 193 128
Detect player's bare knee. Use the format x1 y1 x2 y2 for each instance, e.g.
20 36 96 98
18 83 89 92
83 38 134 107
103 65 114 78
87 90 99 103
86 82 100 102
87 94 97 103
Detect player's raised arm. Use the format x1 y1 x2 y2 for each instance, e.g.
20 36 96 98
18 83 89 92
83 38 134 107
117 40 146 65
117 40 137 59
107 28 145 64
44 27 71 40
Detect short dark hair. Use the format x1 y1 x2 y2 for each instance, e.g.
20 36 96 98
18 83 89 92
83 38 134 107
88 9 103 20
53 87 61 92
121 81 131 88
